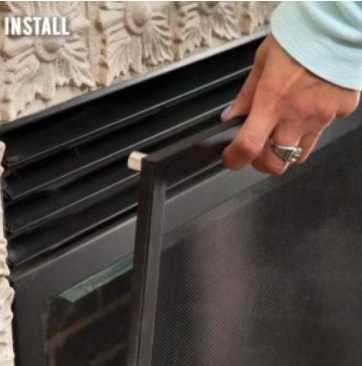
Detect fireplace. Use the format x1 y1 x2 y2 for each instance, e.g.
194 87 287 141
2 28 362 366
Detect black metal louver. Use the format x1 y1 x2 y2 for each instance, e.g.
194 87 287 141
0 32 266 269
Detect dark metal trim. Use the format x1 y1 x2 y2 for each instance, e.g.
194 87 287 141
128 161 166 366
128 119 245 366
10 215 136 366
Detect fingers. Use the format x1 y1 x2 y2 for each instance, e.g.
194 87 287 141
222 90 279 171
219 32 352 175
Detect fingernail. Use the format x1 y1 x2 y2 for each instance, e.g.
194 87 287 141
221 105 232 121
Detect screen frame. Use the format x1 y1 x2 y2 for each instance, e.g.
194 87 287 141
127 111 362 366
128 119 243 366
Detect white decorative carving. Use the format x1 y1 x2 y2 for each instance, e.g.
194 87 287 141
239 1 279 35
0 142 15 366
97 1 173 85
0 1 94 121
173 2 203 60
173 1 239 60
0 1 279 122
0 144 8 279
201 2 239 46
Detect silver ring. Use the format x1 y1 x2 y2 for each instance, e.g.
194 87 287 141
270 139 303 164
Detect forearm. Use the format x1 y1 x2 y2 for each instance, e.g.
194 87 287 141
271 1 362 90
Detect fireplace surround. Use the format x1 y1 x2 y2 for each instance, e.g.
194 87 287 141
1 26 362 366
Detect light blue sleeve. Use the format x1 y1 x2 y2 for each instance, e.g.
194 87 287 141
271 1 362 90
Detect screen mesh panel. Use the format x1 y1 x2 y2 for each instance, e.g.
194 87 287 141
150 128 362 366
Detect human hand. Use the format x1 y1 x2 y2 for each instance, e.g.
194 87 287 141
221 35 360 174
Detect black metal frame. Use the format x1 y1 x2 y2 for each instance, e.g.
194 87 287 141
128 119 243 366
10 214 136 366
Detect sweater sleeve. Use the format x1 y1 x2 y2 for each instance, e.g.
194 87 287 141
271 1 362 91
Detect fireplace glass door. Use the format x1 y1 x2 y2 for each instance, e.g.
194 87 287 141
129 119 362 366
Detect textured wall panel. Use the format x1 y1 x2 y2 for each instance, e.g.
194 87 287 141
0 1 279 124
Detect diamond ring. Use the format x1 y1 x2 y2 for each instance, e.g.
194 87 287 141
269 139 303 164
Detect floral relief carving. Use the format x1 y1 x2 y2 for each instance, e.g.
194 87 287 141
0 1 94 121
200 2 239 46
173 2 203 60
96 1 173 86
173 1 239 60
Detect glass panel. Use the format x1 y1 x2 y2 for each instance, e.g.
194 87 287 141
149 127 362 366
43 255 133 366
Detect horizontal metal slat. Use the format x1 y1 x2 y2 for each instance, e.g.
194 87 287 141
6 113 222 237
4 73 244 201
2 39 260 168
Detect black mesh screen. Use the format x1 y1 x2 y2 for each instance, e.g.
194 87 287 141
150 128 362 366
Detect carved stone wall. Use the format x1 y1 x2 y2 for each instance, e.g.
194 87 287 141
0 1 279 124
0 142 15 366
